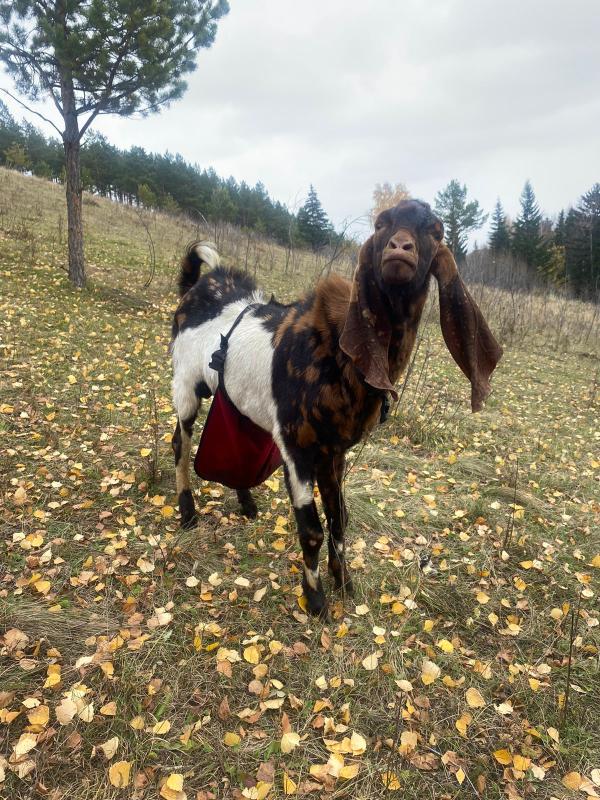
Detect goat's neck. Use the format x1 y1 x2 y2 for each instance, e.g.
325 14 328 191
382 279 431 382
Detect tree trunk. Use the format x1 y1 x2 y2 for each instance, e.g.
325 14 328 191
60 72 86 288
63 138 85 287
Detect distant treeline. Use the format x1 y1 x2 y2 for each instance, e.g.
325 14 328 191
1 104 598 298
0 104 335 249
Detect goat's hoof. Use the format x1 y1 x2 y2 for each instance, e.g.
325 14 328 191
240 500 258 519
180 512 199 530
302 581 329 619
307 596 329 620
178 489 198 529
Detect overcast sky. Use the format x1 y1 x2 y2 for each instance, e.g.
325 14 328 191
3 0 600 241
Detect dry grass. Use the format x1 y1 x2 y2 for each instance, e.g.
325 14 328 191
0 167 599 800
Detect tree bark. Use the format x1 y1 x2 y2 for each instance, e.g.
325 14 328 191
63 137 85 287
60 72 86 288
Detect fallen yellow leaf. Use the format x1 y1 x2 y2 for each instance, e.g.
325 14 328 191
280 731 300 754
108 760 131 788
465 687 486 708
562 772 583 790
493 749 512 766
381 771 401 790
421 659 441 685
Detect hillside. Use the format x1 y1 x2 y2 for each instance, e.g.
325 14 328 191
1 166 599 799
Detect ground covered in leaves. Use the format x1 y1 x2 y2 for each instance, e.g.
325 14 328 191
1 170 599 799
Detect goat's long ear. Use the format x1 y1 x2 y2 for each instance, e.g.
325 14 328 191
340 237 399 400
432 244 503 412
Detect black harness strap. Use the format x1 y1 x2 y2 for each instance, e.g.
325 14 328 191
209 303 260 397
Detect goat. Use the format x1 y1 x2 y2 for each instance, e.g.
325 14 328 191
171 200 502 617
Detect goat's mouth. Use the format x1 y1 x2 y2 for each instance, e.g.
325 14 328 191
381 253 418 283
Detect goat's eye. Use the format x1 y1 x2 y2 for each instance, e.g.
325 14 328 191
430 224 443 241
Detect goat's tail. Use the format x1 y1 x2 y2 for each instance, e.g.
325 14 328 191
178 241 220 297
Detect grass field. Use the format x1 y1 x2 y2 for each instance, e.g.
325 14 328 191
1 168 599 800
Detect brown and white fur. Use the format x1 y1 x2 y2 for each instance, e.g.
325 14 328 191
171 200 503 617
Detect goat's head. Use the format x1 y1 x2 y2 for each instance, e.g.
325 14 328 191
340 198 502 411
369 199 444 290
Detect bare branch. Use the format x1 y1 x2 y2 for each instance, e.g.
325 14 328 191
0 87 62 136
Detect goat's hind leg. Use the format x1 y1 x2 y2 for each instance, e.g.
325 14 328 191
172 411 198 529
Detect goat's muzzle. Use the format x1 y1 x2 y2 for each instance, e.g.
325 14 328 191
381 229 418 283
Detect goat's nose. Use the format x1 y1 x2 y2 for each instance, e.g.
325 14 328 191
389 232 416 252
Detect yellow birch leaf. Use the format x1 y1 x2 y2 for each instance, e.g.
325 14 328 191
513 755 531 771
223 732 241 747
362 652 379 671
562 772 583 790
282 773 297 794
339 763 360 779
27 705 49 726
99 736 119 760
465 687 486 708
381 771 401 790
421 659 440 685
493 749 512 765
255 783 271 800
108 761 131 788
243 645 260 665
13 733 38 757
280 731 300 754
350 731 367 755
55 697 77 725
455 714 471 737
152 720 171 735
160 773 184 800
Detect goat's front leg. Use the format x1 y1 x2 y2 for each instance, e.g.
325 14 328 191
172 412 198 529
316 453 353 595
282 458 327 618
236 488 258 519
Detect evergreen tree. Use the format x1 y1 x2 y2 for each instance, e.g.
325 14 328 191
564 184 600 297
511 181 550 273
434 180 487 262
488 199 511 254
0 0 229 287
554 209 566 247
297 185 332 251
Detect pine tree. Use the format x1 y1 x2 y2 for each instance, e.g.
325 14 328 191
554 209 566 247
488 199 511 254
0 0 229 287
564 184 600 297
297 185 332 251
434 180 487 262
511 181 550 273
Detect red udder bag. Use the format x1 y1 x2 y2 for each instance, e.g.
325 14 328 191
194 388 282 490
